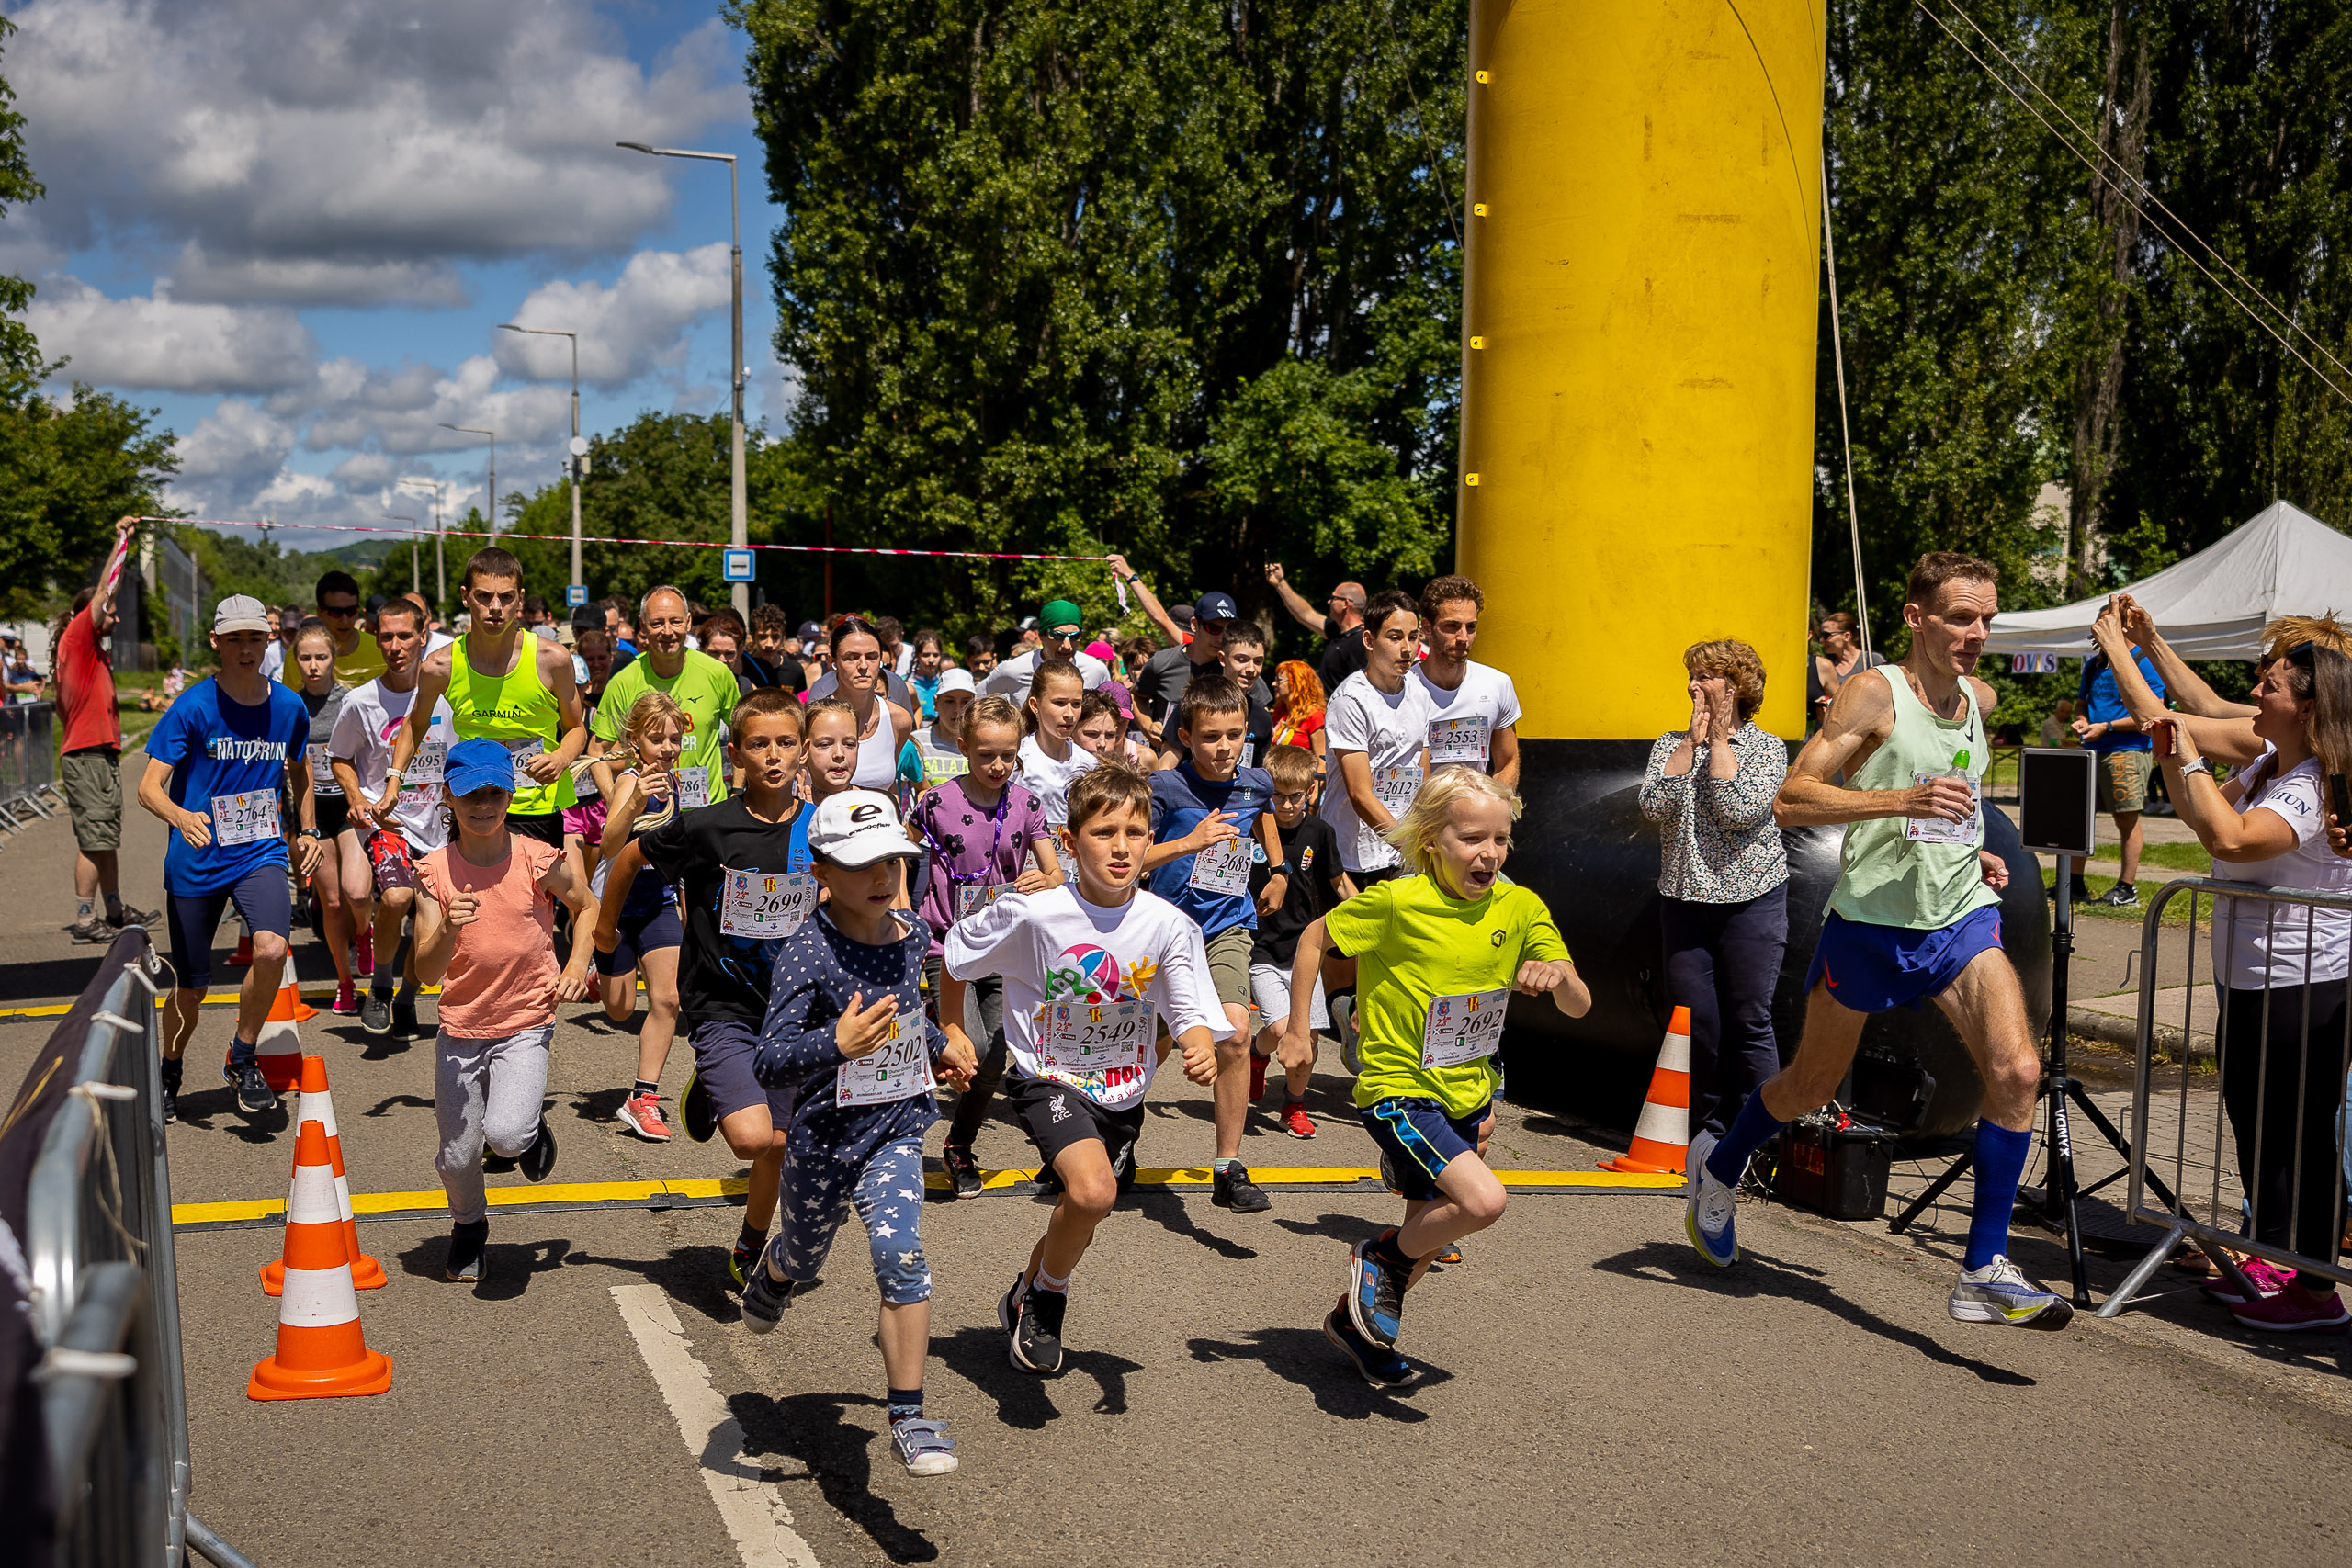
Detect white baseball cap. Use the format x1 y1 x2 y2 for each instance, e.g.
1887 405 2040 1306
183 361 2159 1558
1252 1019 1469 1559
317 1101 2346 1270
935 668 977 698
212 594 272 635
808 789 920 868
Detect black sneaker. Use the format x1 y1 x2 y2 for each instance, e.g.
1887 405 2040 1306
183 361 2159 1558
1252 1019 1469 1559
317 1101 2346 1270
390 992 419 1038
1329 993 1359 1075
519 1115 558 1182
224 1056 277 1114
1213 1162 1271 1213
1000 1272 1066 1374
681 1069 718 1144
159 1058 182 1125
1348 1234 1411 1348
1323 1299 1419 1387
107 903 161 928
445 1219 488 1282
361 988 392 1036
942 1143 984 1199
741 1243 794 1333
66 916 114 944
2092 882 2139 909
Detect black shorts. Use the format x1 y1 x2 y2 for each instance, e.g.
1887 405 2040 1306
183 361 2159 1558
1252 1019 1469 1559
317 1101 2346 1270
1351 865 1408 890
507 808 565 848
1008 1071 1145 1175
313 794 351 839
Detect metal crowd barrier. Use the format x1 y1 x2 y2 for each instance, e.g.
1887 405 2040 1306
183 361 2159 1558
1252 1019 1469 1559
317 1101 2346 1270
24 932 255 1566
2098 877 2352 1318
0 699 65 833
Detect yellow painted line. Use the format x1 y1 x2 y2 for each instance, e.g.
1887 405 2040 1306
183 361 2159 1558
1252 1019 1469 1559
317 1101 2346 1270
1498 1169 1684 1190
0 980 448 1021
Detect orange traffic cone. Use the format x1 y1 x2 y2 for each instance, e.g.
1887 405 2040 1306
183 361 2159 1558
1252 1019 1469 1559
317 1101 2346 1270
264 1056 383 1294
248 1119 392 1402
1600 1005 1692 1175
243 980 312 1092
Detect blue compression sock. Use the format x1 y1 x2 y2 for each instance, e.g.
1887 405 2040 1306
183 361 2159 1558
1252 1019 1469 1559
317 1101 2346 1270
1965 1121 2034 1271
1705 1093 1786 1188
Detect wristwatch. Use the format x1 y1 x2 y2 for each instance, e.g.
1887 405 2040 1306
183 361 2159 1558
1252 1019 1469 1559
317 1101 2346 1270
1266 862 1291 878
2179 757 2214 779
298 827 323 840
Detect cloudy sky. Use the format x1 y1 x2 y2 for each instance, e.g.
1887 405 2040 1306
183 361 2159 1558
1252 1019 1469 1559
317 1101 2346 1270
5 0 789 555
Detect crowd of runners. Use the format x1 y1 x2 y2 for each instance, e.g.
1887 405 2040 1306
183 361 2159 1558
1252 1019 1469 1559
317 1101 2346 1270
119 533 2084 1477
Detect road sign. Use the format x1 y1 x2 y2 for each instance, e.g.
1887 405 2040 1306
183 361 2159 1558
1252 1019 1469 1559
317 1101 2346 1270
721 548 755 583
566 585 588 607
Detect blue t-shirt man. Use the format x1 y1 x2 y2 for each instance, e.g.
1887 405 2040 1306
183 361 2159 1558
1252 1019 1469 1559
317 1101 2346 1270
145 676 312 897
2079 649 2165 753
1146 761 1274 940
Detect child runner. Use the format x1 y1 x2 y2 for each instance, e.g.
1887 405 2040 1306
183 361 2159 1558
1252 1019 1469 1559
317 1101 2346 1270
1016 659 1096 845
138 595 322 1121
901 668 977 797
915 694 1061 1197
1249 743 1355 1138
1073 692 1131 769
741 790 978 1476
288 623 370 1014
594 689 814 1290
1279 768 1589 1384
944 763 1228 1374
413 739 598 1283
595 693 690 1142
1141 675 1287 1213
1157 625 1274 769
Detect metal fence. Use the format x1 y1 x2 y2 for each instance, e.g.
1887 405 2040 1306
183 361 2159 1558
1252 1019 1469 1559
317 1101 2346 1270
0 699 64 832
24 931 255 1566
2098 877 2352 1318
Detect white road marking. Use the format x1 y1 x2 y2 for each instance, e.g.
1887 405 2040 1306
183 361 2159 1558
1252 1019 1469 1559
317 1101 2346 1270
610 1283 820 1568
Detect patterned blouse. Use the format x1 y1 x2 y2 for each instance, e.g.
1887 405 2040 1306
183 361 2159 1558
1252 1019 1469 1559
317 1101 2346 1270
1638 722 1790 904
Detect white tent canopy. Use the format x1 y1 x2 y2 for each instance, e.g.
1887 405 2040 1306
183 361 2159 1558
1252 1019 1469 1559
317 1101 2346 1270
1983 500 2352 660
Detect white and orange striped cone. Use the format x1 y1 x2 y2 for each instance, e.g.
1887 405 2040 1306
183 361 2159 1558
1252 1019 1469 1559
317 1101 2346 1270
264 1055 384 1294
243 979 314 1092
1600 1005 1692 1175
248 1119 392 1402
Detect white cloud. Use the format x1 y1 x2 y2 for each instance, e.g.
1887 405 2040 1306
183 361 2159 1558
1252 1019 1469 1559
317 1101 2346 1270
9 0 741 307
175 399 295 482
496 244 734 388
24 276 317 392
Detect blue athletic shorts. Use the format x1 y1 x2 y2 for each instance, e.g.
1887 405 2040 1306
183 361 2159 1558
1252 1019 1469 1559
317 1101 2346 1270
165 863 292 994
1360 1096 1491 1201
1804 905 2004 1014
685 1016 793 1125
594 895 682 976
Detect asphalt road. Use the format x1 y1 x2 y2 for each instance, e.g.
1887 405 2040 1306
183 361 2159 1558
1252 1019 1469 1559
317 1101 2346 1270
6 756 2350 1566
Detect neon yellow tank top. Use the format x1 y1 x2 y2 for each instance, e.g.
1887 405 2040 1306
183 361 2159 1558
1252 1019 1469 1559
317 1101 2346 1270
445 634 575 815
1827 666 1997 931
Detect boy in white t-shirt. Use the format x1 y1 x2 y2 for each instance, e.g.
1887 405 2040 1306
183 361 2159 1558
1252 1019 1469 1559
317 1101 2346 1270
1412 575 1522 788
1320 590 1430 889
943 762 1228 1375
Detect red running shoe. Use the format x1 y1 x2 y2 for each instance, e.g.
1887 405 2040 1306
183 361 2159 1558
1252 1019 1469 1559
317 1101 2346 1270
1279 1100 1316 1139
332 980 358 1016
1249 1051 1268 1101
2229 1283 2349 1333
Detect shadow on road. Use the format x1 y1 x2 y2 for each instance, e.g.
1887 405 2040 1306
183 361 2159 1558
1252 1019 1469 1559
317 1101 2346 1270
1126 1189 1258 1260
392 1232 578 1302
360 1092 433 1119
1590 1239 2038 1386
1271 1209 1387 1248
734 1389 938 1564
168 1083 286 1145
1187 1325 1450 1421
931 1322 1141 1427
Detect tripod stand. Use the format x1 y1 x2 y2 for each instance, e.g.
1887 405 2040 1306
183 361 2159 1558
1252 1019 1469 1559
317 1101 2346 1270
1887 854 2179 1306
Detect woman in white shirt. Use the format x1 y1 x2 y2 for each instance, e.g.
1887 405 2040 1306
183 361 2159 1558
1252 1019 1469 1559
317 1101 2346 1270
2140 633 2352 1334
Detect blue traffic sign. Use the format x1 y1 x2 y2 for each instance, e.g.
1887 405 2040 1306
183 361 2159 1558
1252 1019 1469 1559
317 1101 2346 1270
565 584 588 607
721 548 755 582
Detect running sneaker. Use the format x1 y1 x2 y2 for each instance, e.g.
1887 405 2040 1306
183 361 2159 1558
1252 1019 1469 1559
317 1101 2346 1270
445 1219 488 1282
2201 1256 2295 1304
741 1243 795 1333
890 1417 960 1475
1377 1151 1401 1195
1278 1101 1316 1140
1684 1128 1739 1268
390 992 418 1039
1431 1245 1463 1268
617 1090 673 1143
2229 1283 2351 1333
1213 1163 1271 1213
224 1056 277 1114
1248 1051 1268 1102
1113 1141 1136 1194
159 1059 181 1125
332 980 358 1016
108 904 161 929
354 940 373 978
681 1069 718 1144
1948 1255 2075 1330
1330 995 1359 1075
66 916 115 944
942 1142 984 1199
1323 1300 1419 1387
519 1116 558 1182
729 1240 758 1292
1348 1233 1408 1348
2092 883 2139 909
1001 1272 1066 1374
360 988 392 1036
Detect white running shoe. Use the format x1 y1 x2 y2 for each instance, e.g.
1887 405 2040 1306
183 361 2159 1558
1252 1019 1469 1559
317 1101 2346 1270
1685 1128 1738 1268
1948 1255 2075 1330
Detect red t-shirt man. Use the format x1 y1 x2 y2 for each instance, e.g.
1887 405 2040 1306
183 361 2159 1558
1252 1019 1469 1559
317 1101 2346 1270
56 604 121 755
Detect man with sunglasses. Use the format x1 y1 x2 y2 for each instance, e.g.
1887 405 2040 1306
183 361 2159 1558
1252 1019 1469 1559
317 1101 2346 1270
311 570 387 689
979 597 1112 705
1265 563 1369 694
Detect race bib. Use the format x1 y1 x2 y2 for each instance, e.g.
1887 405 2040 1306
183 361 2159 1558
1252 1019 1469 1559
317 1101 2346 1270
1187 835 1253 897
834 1007 934 1108
1036 998 1155 1094
408 738 447 785
209 789 281 848
1239 739 1256 769
675 765 709 811
1422 987 1510 1068
1373 761 1424 816
956 881 1014 919
1429 716 1492 766
503 737 546 791
1904 772 1984 845
307 741 340 795
719 867 819 940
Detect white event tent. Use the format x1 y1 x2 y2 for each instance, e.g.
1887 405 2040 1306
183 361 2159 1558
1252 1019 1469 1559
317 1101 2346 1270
1983 500 2352 660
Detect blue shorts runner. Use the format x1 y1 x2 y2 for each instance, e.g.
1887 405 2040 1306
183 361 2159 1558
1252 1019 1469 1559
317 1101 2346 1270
684 1017 794 1124
165 863 293 993
1360 1096 1491 1201
593 897 683 976
775 1136 932 1303
1804 905 2003 1014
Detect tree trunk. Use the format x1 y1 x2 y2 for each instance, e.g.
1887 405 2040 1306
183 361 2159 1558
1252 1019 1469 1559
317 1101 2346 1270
2067 0 2153 599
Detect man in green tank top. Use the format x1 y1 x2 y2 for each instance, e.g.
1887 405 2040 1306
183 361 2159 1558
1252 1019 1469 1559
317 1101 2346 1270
1684 551 2072 1331
389 547 589 873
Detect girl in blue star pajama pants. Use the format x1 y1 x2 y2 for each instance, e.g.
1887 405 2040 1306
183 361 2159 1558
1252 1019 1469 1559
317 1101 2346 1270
776 1136 932 1303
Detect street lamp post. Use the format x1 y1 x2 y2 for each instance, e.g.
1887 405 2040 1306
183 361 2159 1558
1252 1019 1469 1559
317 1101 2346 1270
498 323 584 604
618 140 748 618
397 477 448 613
438 423 497 531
